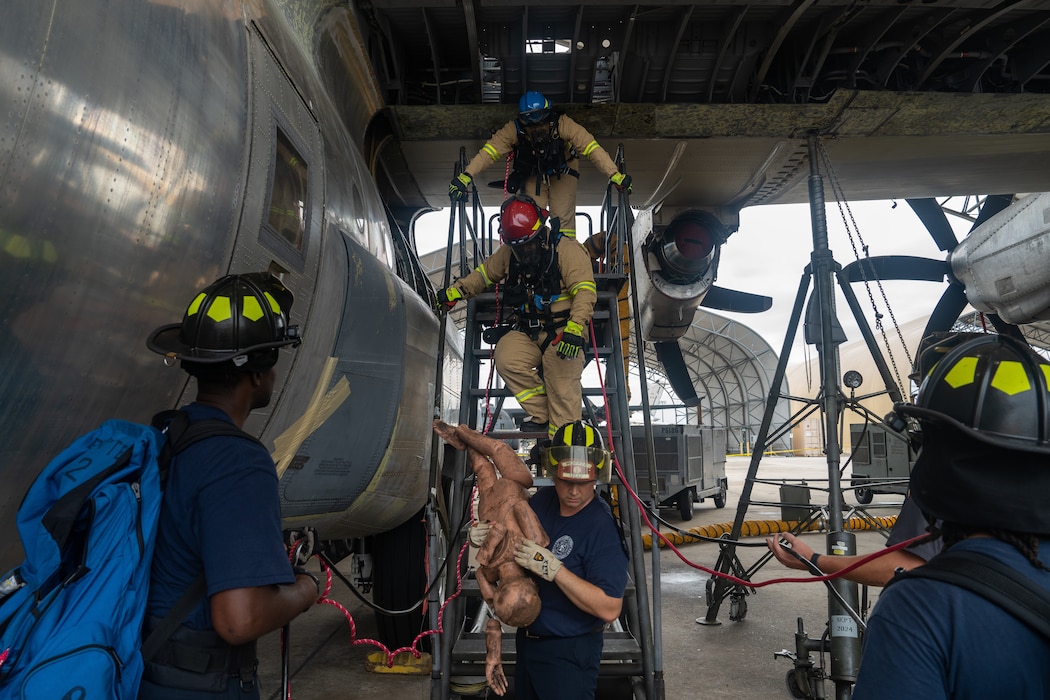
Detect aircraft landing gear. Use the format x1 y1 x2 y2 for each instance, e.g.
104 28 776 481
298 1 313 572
774 617 827 699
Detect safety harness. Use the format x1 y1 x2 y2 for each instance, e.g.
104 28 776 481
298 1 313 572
511 111 580 198
500 244 571 350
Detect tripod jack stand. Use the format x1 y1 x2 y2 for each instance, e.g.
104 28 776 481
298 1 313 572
701 134 906 700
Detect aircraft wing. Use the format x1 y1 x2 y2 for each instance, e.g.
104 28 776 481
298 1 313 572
390 92 1050 214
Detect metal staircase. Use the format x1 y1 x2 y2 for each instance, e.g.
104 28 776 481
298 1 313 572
428 268 659 699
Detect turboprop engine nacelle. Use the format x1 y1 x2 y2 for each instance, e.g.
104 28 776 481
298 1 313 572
950 192 1050 325
633 208 728 341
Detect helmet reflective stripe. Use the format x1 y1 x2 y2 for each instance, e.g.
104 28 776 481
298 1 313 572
189 292 275 323
241 295 264 322
990 361 1033 395
187 293 206 316
943 357 978 389
206 296 233 323
943 357 1034 395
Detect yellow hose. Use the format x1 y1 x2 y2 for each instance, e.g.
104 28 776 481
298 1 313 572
641 515 898 549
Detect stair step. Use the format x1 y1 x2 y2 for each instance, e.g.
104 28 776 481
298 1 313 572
450 630 642 663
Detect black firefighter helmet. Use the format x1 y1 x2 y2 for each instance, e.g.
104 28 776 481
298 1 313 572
147 272 301 372
544 420 612 484
893 333 1050 535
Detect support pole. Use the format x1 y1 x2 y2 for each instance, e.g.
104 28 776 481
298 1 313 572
805 133 861 699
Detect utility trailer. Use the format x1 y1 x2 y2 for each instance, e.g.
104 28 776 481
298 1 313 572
631 424 728 520
848 422 916 504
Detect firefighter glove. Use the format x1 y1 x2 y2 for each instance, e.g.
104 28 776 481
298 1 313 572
449 172 473 201
515 539 563 582
555 320 585 359
437 287 463 310
467 521 491 548
610 173 632 194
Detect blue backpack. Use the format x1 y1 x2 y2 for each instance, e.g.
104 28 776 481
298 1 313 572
0 411 252 699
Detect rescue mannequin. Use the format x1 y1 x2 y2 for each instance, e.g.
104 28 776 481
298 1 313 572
433 419 549 696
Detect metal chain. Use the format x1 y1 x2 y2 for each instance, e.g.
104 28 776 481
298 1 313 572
817 142 912 398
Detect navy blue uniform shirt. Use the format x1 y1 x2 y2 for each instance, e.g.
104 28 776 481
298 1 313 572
146 402 294 631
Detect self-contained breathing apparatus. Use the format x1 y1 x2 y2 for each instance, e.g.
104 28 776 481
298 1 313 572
491 196 572 351
507 111 580 203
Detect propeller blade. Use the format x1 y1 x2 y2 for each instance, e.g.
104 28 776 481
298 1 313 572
700 286 773 313
988 315 1026 342
841 256 950 283
921 282 969 339
654 342 701 407
970 194 1013 231
907 198 958 253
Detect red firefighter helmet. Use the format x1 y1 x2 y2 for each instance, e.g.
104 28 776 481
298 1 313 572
499 195 548 248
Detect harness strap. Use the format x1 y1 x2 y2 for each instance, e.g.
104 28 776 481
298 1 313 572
888 549 1050 639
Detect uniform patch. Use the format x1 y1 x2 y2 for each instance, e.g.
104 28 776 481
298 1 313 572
551 535 574 559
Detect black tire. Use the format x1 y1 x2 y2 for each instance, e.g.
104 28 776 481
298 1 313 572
678 489 694 521
713 480 727 509
855 487 873 505
786 669 809 699
371 508 429 651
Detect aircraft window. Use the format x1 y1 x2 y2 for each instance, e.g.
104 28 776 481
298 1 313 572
526 39 571 54
268 128 308 252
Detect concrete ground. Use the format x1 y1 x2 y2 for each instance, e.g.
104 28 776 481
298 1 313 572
256 455 906 699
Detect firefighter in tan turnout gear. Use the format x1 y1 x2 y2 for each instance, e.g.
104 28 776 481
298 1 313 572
449 91 631 240
438 195 597 438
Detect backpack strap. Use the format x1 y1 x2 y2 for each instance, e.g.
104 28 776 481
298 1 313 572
140 574 206 664
152 410 263 487
141 410 265 662
890 549 1050 639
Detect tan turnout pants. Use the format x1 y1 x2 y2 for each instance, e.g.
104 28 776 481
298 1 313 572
493 329 584 437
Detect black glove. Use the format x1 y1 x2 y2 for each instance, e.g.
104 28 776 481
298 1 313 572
610 172 632 194
449 172 472 201
555 321 585 359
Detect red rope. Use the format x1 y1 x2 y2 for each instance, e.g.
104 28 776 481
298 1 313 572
585 322 911 588
285 539 472 675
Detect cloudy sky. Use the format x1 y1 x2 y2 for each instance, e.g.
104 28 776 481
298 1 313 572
708 198 973 362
